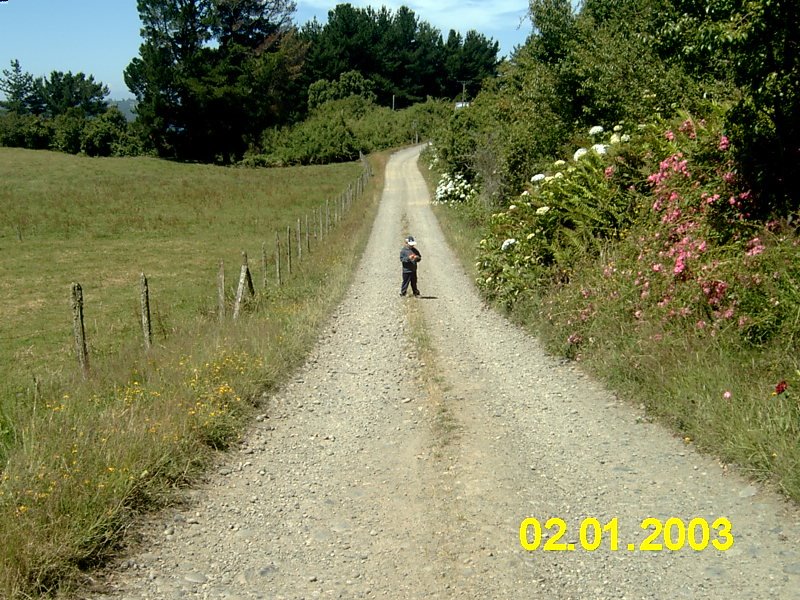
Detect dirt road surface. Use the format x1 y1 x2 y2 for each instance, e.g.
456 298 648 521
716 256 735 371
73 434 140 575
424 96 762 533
90 146 800 599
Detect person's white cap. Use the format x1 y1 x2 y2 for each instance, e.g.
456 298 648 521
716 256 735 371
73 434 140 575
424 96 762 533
406 235 416 246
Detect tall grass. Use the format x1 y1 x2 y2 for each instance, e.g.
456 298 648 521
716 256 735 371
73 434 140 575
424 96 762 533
0 147 388 598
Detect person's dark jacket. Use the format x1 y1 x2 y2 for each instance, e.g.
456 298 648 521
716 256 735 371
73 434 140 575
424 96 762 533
400 246 421 273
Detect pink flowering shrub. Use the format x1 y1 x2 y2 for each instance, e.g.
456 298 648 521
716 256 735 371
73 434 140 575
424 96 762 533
593 113 798 346
475 110 799 349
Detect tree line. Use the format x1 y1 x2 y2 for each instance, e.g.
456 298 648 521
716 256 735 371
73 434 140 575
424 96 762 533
0 0 500 163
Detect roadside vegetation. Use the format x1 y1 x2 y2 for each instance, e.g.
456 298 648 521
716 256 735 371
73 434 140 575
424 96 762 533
0 147 387 598
427 0 800 501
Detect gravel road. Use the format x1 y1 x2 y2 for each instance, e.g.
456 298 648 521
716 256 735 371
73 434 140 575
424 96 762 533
89 146 800 599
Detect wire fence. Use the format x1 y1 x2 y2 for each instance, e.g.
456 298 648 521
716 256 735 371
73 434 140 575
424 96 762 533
65 155 373 378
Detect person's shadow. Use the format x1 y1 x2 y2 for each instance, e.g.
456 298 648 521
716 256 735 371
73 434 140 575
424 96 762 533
414 295 438 300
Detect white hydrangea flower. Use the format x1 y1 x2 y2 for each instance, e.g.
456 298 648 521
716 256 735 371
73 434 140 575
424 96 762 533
621 134 631 142
613 124 623 132
573 148 589 161
535 206 551 215
589 125 604 136
554 172 564 179
591 143 608 155
508 204 518 212
521 190 530 196
501 238 517 251
553 159 566 167
610 133 621 145
531 173 546 183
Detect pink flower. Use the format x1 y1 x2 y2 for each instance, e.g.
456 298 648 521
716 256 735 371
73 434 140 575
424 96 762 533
652 263 663 272
665 130 676 141
718 135 730 151
604 166 615 179
696 320 706 329
679 119 696 138
723 391 732 400
746 237 765 257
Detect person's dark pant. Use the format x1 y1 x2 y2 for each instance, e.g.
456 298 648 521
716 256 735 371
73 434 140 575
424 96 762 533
401 270 419 296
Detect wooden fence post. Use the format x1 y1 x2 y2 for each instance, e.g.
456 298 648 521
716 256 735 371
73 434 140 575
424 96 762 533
140 273 152 351
70 282 89 378
218 260 225 320
261 242 268 289
233 251 255 320
275 232 282 286
326 199 330 234
286 225 292 275
306 214 310 253
297 218 302 261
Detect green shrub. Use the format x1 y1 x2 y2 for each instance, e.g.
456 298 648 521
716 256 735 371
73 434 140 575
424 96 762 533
249 97 450 166
81 107 129 157
49 109 85 154
0 113 52 149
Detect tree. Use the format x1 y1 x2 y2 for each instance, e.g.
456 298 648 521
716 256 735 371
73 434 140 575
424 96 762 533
308 70 376 111
527 0 576 64
0 60 41 114
443 30 499 101
300 4 498 109
125 0 301 161
211 0 296 51
39 71 109 118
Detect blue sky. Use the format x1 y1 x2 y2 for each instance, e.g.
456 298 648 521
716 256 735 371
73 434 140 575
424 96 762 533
0 1 532 100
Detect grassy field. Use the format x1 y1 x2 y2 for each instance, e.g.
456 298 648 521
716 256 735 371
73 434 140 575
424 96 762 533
0 147 386 598
1 148 362 392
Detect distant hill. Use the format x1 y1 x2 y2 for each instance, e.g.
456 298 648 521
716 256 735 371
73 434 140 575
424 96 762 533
108 98 137 121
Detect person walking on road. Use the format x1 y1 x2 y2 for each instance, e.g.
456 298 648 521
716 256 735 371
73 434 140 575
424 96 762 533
399 235 422 297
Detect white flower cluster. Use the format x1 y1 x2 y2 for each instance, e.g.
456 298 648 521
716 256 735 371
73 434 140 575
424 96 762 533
434 172 477 205
523 124 632 195
501 238 517 251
